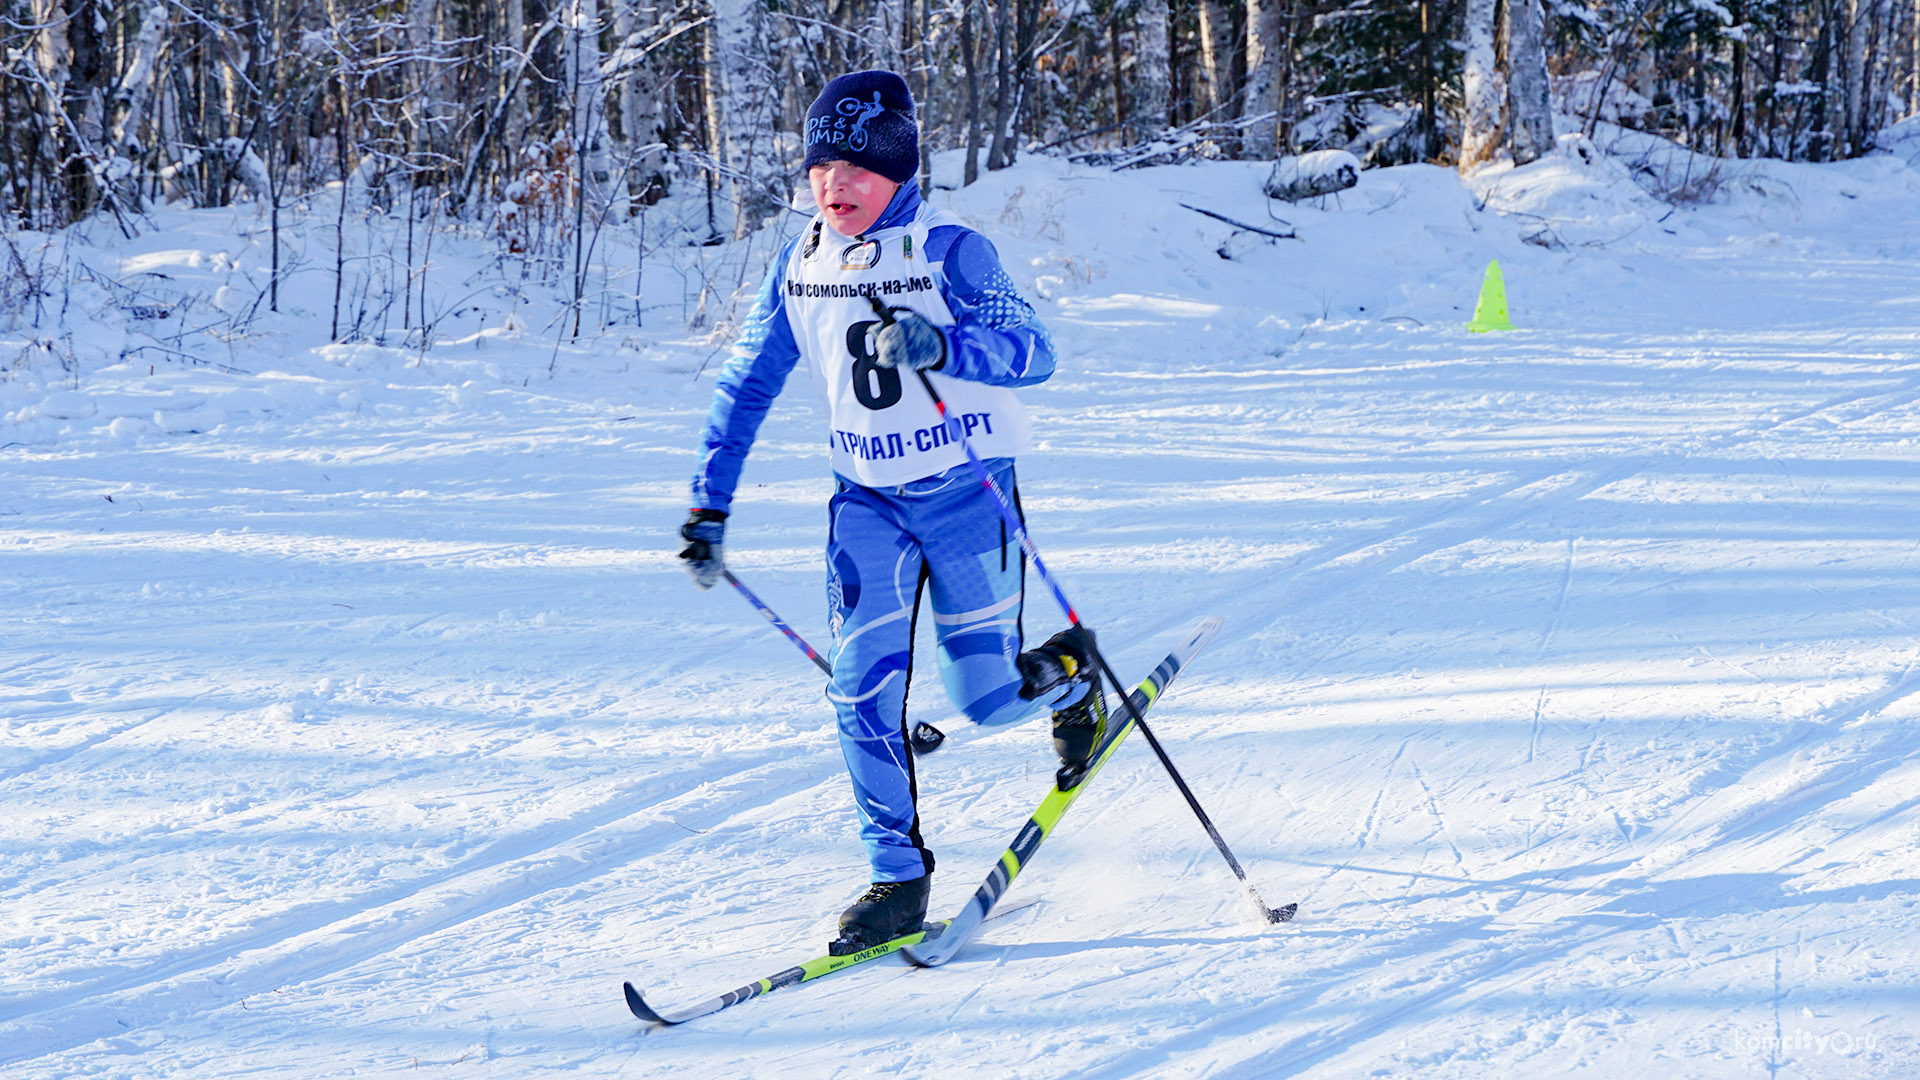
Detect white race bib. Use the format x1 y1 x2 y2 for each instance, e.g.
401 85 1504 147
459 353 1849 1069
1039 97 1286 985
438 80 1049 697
784 204 1031 487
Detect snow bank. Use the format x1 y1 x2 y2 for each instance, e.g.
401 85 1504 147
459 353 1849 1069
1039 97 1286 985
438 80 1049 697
1470 132 1672 248
1874 115 1920 169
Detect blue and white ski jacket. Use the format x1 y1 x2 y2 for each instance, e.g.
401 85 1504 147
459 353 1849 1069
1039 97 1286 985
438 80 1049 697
691 179 1057 514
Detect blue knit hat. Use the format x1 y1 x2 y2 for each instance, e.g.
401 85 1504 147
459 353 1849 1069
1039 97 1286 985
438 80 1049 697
803 70 919 184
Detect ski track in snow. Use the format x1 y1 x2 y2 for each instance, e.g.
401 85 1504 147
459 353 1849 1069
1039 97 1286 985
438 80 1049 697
6 147 1920 1077
0 753 831 1064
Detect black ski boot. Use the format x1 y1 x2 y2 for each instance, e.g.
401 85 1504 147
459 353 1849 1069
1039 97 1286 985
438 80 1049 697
1018 626 1109 790
829 876 932 956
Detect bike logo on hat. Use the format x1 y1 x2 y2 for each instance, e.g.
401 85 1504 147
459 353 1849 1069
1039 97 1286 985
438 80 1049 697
836 93 886 152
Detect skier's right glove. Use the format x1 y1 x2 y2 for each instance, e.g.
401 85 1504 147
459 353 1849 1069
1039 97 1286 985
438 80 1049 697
678 509 727 590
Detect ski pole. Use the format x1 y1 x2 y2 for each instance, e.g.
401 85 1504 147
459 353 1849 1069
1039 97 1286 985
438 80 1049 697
723 567 831 676
869 297 1292 923
722 565 946 756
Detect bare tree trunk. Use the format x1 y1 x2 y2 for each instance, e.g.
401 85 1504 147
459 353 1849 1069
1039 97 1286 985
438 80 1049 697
1242 0 1282 158
986 0 1013 169
569 0 620 225
887 0 908 75
69 0 107 168
218 14 247 143
1014 0 1039 158
1730 18 1749 155
36 0 110 219
1460 0 1504 170
1505 0 1554 164
1871 0 1893 146
1133 0 1170 136
1196 0 1228 116
917 0 933 192
823 0 845 74
30 0 72 148
1859 5 1871 138
1765 19 1786 156
961 0 983 183
1418 0 1438 158
613 0 638 164
259 0 283 312
1809 2 1835 159
1840 0 1897 154
407 0 438 164
104 1 167 209
332 66 350 340
505 0 528 147
704 0 779 236
31 0 75 218
1911 0 1919 115
1278 2 1304 150
1842 0 1866 154
613 0 669 204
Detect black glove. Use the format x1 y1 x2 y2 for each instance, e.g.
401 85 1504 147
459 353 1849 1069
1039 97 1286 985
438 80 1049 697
678 509 727 590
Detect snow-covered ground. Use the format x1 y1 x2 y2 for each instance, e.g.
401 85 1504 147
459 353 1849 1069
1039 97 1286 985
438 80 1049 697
6 135 1920 1078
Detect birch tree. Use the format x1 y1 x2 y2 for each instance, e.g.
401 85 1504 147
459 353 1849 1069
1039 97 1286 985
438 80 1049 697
567 0 620 225
1242 0 1284 157
1459 0 1504 170
704 0 781 236
1195 0 1229 117
609 0 668 205
406 0 439 163
503 0 528 146
1506 0 1555 164
106 1 168 209
1841 0 1870 153
1131 0 1170 136
1911 0 1919 114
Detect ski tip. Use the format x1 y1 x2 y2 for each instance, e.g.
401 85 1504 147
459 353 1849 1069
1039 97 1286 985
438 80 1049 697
1183 615 1224 651
1269 903 1298 924
624 981 668 1024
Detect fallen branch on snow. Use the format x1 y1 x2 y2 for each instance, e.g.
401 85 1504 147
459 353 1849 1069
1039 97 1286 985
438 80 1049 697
1178 203 1298 240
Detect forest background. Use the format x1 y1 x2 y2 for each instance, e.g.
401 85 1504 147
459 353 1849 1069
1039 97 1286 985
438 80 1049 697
3 0 1917 340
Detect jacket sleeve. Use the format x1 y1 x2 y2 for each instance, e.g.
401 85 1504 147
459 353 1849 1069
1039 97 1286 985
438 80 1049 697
691 239 803 515
932 229 1057 388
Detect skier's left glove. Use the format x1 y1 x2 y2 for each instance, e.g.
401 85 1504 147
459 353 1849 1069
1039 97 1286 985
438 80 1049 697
678 509 727 590
873 310 948 372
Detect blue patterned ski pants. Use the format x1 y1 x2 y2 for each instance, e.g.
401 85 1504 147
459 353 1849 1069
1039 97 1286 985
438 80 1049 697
826 458 1044 882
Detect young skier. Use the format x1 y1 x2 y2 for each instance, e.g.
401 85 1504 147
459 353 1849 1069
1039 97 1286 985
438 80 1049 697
677 70 1105 955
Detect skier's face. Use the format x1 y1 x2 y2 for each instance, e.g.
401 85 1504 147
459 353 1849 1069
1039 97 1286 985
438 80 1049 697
809 161 898 237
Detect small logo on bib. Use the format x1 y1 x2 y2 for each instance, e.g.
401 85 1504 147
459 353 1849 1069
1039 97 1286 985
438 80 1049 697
841 241 881 270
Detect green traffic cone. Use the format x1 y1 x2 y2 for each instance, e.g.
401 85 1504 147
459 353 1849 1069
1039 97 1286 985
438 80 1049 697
1467 259 1515 332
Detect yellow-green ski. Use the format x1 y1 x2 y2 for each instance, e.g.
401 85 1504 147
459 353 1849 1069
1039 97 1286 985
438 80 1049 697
903 617 1257 967
622 618 1230 1025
